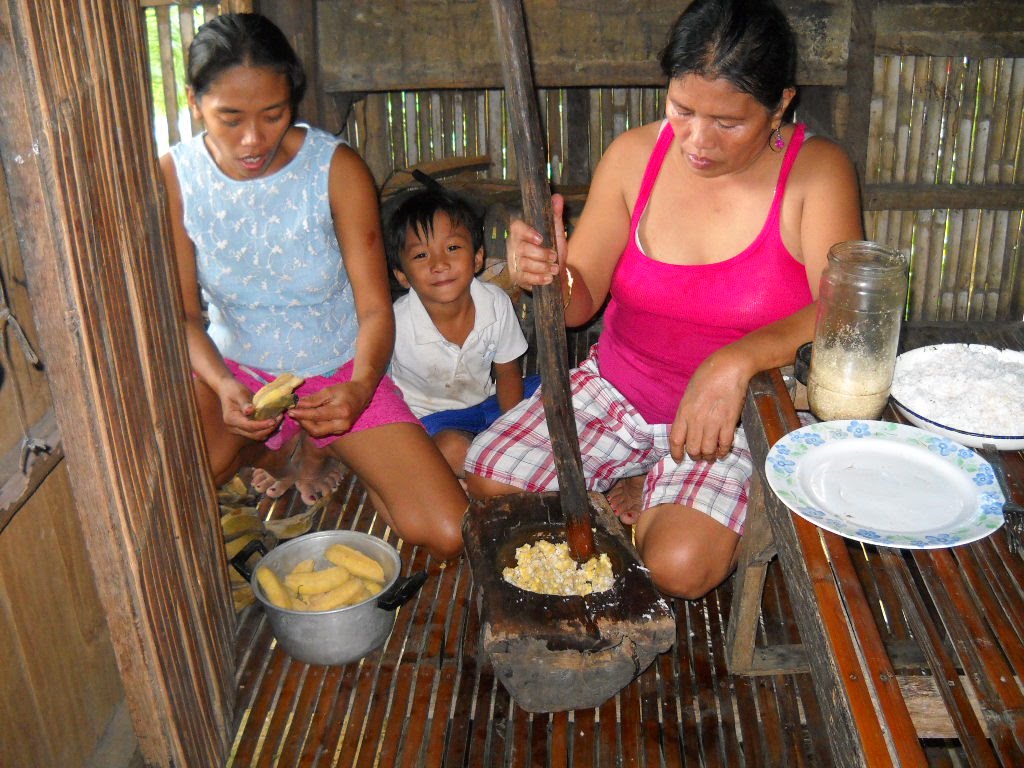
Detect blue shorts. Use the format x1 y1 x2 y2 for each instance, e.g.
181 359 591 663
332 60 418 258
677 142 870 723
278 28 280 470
420 375 541 437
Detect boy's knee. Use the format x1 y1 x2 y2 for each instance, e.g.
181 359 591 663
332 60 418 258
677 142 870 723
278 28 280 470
433 431 470 479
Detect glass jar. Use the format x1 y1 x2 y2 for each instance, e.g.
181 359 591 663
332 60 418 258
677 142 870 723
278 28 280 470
807 241 908 421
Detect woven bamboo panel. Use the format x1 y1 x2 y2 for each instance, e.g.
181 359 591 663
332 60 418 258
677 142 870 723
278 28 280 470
866 55 1024 322
347 65 1021 324
349 87 665 187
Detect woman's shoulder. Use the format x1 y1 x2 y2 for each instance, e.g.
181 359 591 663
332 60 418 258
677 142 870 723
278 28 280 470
595 120 665 182
162 132 204 167
790 131 858 191
326 140 375 184
783 130 862 243
795 132 856 172
299 124 347 149
160 133 207 187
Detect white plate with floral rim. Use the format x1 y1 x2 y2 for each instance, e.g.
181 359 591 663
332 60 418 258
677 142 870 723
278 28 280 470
764 420 1005 549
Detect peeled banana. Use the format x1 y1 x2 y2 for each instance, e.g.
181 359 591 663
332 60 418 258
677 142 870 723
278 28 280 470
256 566 295 610
303 578 368 611
251 372 304 420
284 564 352 597
324 543 386 582
256 551 385 612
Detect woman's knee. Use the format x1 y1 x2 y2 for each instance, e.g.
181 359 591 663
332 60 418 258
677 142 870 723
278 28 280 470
639 528 738 600
420 513 465 561
646 550 730 599
385 478 468 561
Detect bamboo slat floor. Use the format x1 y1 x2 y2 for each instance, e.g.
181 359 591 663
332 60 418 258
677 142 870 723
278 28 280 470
227 475 811 767
224 320 991 766
225 470 975 767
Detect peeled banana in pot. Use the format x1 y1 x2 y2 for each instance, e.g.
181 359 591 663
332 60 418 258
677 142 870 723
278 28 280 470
251 372 304 420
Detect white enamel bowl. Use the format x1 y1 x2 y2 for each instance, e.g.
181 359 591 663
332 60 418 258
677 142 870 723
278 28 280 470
890 344 1024 450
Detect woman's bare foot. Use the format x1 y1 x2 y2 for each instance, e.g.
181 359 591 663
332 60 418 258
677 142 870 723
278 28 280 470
294 448 344 505
606 474 646 525
251 439 345 505
251 467 294 499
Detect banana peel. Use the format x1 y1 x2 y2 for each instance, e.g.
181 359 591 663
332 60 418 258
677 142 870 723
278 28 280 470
218 471 330 613
220 507 263 541
264 507 317 540
251 372 304 420
232 582 256 612
217 474 256 505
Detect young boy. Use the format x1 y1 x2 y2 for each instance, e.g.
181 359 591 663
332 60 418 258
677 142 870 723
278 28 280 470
384 186 540 479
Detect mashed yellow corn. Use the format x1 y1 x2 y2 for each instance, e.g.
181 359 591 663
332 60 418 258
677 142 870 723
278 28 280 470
502 539 614 596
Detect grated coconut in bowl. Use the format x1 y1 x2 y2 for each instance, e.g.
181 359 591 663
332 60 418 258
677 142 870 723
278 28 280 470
891 344 1024 436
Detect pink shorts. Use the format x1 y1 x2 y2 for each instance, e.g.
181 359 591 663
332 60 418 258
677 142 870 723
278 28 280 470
464 349 753 533
226 359 420 451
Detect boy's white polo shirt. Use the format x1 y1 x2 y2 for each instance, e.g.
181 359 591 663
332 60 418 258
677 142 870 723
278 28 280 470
391 278 528 418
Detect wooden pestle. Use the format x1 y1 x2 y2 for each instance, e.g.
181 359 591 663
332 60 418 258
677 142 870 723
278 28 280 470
487 0 595 562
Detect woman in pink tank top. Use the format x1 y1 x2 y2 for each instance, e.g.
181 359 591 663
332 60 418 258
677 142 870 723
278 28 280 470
466 0 864 599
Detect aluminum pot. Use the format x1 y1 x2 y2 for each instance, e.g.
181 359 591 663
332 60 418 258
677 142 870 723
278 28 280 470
249 530 426 666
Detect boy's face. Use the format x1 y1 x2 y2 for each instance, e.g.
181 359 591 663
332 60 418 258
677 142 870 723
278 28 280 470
393 212 483 306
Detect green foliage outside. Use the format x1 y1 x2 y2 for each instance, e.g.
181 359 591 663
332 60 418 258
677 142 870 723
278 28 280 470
146 6 205 152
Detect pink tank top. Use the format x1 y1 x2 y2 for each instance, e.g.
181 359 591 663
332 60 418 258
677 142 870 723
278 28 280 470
597 122 812 424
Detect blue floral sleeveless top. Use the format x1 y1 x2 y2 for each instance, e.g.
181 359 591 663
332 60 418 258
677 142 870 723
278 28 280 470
169 124 357 377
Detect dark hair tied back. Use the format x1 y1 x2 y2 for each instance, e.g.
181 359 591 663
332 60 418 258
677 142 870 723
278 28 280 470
658 0 796 111
187 13 307 112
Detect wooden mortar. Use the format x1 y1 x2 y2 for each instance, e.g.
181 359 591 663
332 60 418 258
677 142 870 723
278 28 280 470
463 492 676 713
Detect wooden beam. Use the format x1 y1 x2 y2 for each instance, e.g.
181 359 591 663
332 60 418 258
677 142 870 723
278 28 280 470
0 408 63 534
875 1 1024 57
863 183 1024 211
316 0 850 92
725 478 777 675
845 0 878 189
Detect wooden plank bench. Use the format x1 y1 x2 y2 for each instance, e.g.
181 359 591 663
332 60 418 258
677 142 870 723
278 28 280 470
726 320 1024 766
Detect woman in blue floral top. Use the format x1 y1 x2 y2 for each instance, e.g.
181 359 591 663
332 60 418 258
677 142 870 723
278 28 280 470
160 13 466 560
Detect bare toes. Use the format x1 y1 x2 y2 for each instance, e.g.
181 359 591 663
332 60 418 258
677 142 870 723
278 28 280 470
265 478 295 499
607 474 645 524
250 468 274 493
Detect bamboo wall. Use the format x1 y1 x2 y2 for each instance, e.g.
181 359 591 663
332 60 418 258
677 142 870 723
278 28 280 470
347 70 1022 323
350 87 666 188
866 55 1024 322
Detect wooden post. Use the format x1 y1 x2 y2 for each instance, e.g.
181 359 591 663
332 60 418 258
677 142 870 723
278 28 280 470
0 1 234 764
